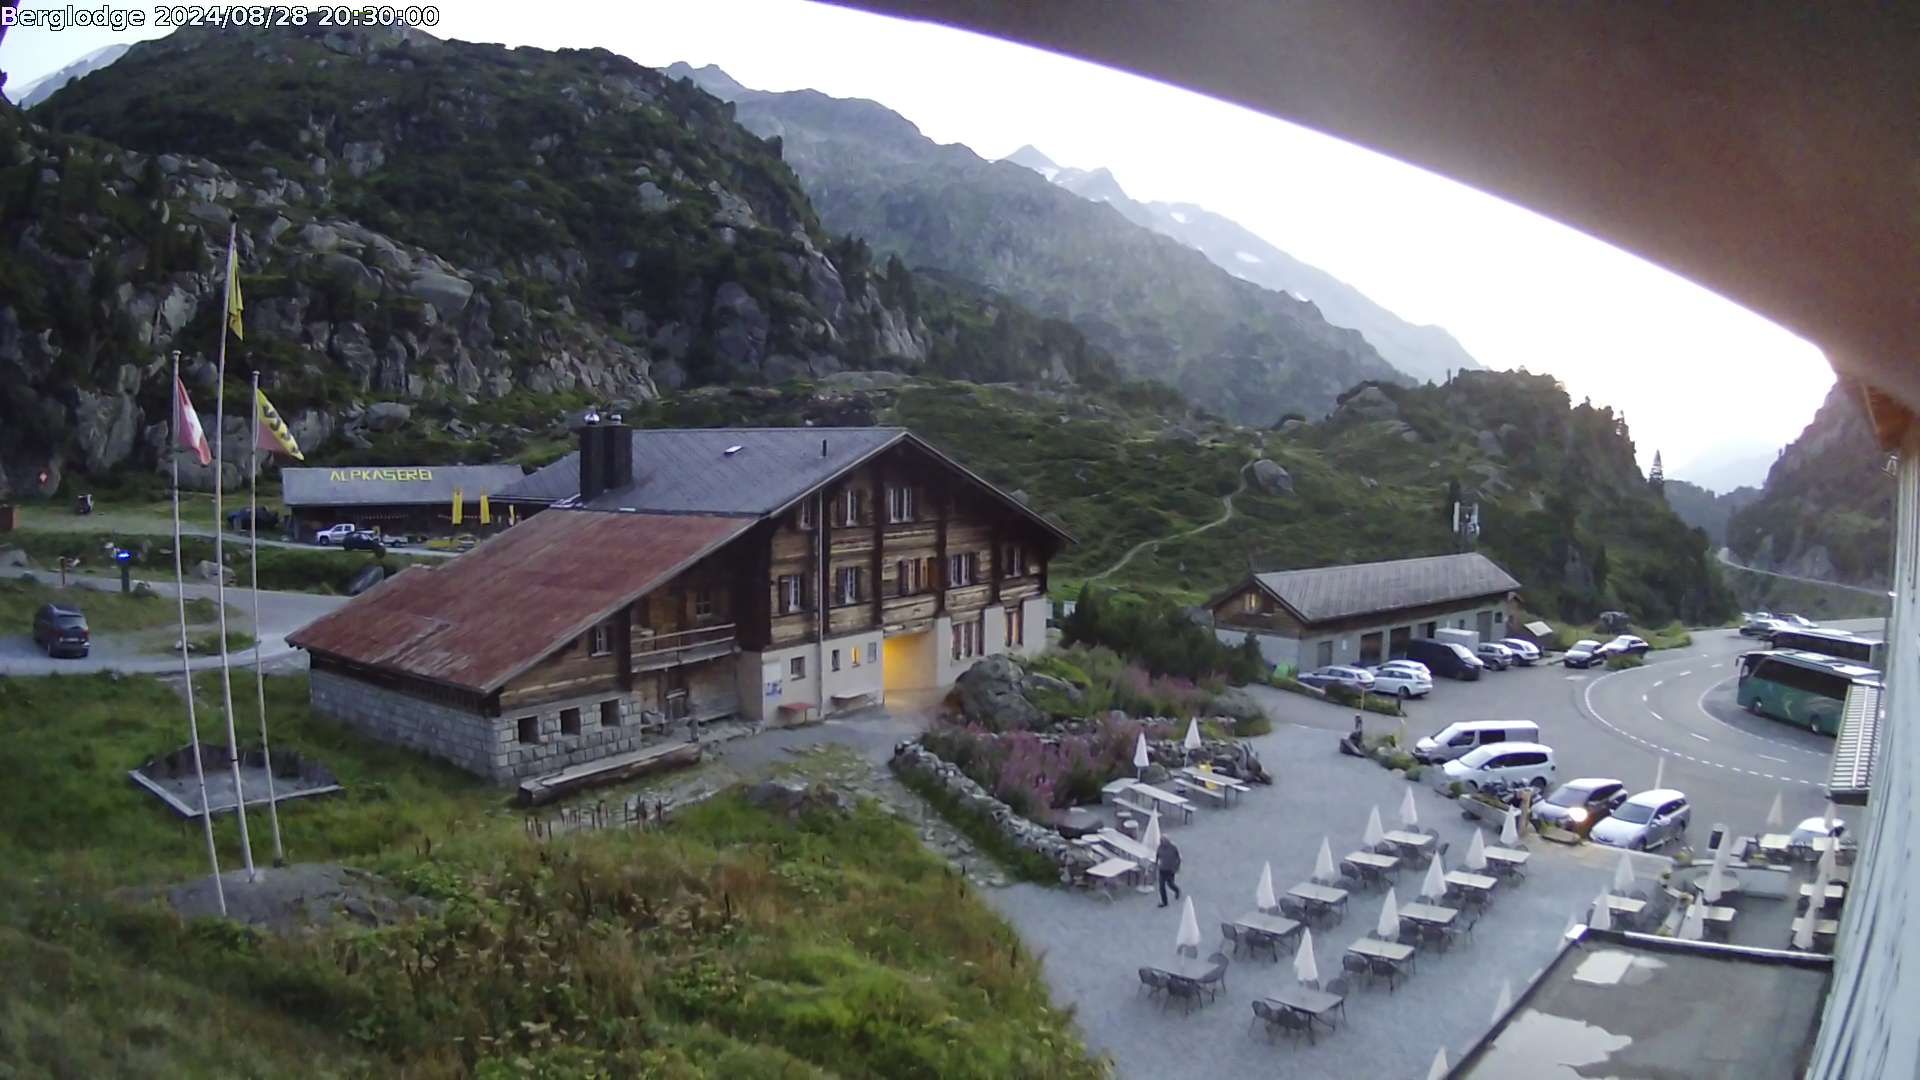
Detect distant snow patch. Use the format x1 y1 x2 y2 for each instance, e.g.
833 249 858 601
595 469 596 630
1034 165 1059 181
1234 251 1262 264
1170 211 1189 223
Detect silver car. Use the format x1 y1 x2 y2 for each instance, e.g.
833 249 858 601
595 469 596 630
1498 638 1542 665
1530 777 1627 832
1589 789 1692 850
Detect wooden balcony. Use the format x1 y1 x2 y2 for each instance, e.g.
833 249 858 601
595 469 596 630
631 623 737 673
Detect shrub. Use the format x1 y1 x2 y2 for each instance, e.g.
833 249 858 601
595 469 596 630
892 762 1058 884
1447 781 1466 797
1605 653 1646 670
1230 714 1272 737
1404 764 1424 782
1061 584 1267 685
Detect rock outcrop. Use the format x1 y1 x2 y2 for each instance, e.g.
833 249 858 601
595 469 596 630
1250 458 1294 496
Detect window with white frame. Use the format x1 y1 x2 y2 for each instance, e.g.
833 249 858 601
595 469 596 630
589 623 612 656
1005 607 1024 647
790 655 806 680
831 648 842 672
797 500 815 530
948 552 978 587
835 567 864 606
866 642 878 664
1243 591 1259 613
693 588 714 618
1002 544 1027 577
887 485 915 523
841 488 862 527
778 574 806 614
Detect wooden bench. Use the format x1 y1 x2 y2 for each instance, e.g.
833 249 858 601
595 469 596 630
1172 778 1230 806
1114 796 1159 822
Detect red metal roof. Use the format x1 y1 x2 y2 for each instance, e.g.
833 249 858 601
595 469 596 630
288 510 752 693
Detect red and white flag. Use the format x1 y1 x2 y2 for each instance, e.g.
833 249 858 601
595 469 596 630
175 376 212 466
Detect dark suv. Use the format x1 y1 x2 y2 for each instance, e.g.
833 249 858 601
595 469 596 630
32 603 90 658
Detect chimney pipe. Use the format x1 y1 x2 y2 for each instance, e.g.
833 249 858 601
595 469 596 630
576 415 607 504
821 438 827 458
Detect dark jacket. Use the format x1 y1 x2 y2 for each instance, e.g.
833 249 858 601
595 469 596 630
1157 839 1181 873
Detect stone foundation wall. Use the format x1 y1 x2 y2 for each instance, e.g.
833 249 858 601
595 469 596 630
890 740 1099 886
311 662 740 783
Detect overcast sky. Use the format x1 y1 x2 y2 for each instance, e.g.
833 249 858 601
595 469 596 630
3 0 1836 489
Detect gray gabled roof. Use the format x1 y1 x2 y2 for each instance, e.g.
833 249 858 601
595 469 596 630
493 427 1071 540
282 464 528 508
1249 553 1520 625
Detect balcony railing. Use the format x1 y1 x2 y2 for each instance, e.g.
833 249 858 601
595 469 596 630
631 623 737 671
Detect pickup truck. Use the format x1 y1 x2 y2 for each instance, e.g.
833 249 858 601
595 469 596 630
314 523 357 545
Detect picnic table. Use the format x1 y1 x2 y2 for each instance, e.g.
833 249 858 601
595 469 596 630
1445 870 1498 893
1791 916 1841 945
1086 857 1139 894
1757 833 1793 854
1399 902 1459 927
1382 830 1434 853
1288 882 1349 919
1234 911 1302 938
1484 846 1530 867
1128 782 1196 824
1599 895 1647 917
1154 956 1219 982
1699 905 1737 938
1267 986 1345 1033
1347 937 1416 964
1177 766 1249 790
1171 777 1234 807
1799 882 1847 902
1345 851 1400 871
1096 829 1159 875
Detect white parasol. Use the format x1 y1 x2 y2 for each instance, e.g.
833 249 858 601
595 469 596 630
1293 926 1320 985
1793 910 1816 951
1315 837 1337 882
1400 786 1420 829
1363 805 1386 848
1766 790 1785 829
1500 807 1521 846
1492 979 1513 1022
1133 731 1150 775
1702 827 1733 902
1142 807 1163 856
1653 754 1666 792
1809 851 1834 917
1257 862 1278 912
1466 828 1489 871
1183 717 1203 753
1679 902 1706 941
1612 850 1636 894
1175 895 1202 954
1589 893 1614 931
1422 853 1447 902
1427 1047 1450 1080
1823 801 1839 833
1376 887 1401 940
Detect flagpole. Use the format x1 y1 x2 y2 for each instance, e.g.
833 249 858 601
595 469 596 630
173 350 227 915
213 219 257 882
250 369 285 866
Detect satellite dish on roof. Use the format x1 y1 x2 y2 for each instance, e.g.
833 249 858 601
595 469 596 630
724 445 743 456
583 410 602 424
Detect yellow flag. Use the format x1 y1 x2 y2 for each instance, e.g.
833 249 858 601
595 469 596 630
225 237 244 340
254 389 304 459
479 493 492 525
451 487 464 525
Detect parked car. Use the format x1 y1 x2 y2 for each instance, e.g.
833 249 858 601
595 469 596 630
1475 642 1514 670
1589 789 1692 850
1366 665 1432 699
1563 639 1606 668
1406 637 1482 681
1606 634 1652 656
32 603 90 658
1297 665 1376 694
314 523 357 545
1497 638 1542 665
1376 658 1433 680
1779 613 1818 629
1414 720 1541 764
1740 614 1786 637
1440 741 1557 793
343 530 386 555
1531 777 1628 835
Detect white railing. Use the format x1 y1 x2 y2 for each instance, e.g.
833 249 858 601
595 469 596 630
631 623 736 666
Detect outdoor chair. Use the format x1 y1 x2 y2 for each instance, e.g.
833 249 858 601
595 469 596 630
1276 1005 1315 1045
1279 896 1309 922
1244 929 1283 962
1204 951 1232 994
1374 841 1400 856
1249 1000 1285 1041
1342 951 1372 988
1321 977 1352 1024
1177 943 1200 959
1420 922 1450 953
1435 841 1451 861
1138 967 1168 1000
1163 976 1204 1015
1221 922 1244 957
1368 956 1402 992
1447 913 1479 946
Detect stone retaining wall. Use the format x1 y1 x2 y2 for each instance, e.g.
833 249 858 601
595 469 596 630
891 740 1100 886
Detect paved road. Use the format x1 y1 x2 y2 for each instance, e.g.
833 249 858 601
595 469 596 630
0 570 344 676
1716 547 1888 597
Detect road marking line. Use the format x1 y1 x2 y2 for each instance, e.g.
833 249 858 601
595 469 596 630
1649 710 1664 722
1690 733 1710 742
1678 671 1692 677
1641 694 1650 703
1653 680 1666 689
1759 754 1788 764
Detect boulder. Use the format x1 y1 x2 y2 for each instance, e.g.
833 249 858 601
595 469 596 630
1336 385 1400 422
363 401 412 432
194 560 233 585
346 563 385 596
1211 687 1266 723
1250 458 1294 496
744 778 853 819
408 270 473 319
1019 671 1085 709
1476 429 1504 457
0 547 29 569
71 389 142 473
953 655 1043 731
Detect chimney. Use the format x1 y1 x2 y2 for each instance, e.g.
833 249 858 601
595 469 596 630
576 413 607 504
604 420 634 493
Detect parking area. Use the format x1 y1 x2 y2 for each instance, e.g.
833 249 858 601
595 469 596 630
984 721 1617 1079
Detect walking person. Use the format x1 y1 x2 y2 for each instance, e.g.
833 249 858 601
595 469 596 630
1157 836 1183 907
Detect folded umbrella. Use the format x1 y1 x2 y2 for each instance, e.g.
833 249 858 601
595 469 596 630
1142 807 1163 856
1466 828 1489 871
1133 731 1150 775
1427 1047 1450 1080
1399 786 1419 829
1183 717 1202 753
1376 887 1401 940
1766 790 1785 829
1679 902 1706 941
1257 862 1277 911
1422 852 1447 901
1589 893 1613 931
1363 806 1386 848
1612 850 1636 894
1315 837 1337 882
1500 807 1520 846
1176 895 1202 954
1293 926 1319 985
1492 979 1513 1022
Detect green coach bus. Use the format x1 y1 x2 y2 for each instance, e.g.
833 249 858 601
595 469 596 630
1768 627 1886 669
1736 649 1882 736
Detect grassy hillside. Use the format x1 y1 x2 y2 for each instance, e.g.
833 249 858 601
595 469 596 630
0 672 1106 1076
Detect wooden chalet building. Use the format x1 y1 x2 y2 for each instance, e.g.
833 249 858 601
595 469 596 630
288 421 1068 782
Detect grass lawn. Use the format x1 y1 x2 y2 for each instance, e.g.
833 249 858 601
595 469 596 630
1544 618 1694 650
0 577 221 632
0 673 1107 1077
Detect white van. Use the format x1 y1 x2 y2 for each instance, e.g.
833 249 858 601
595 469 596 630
1441 742 1558 793
1413 720 1542 764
